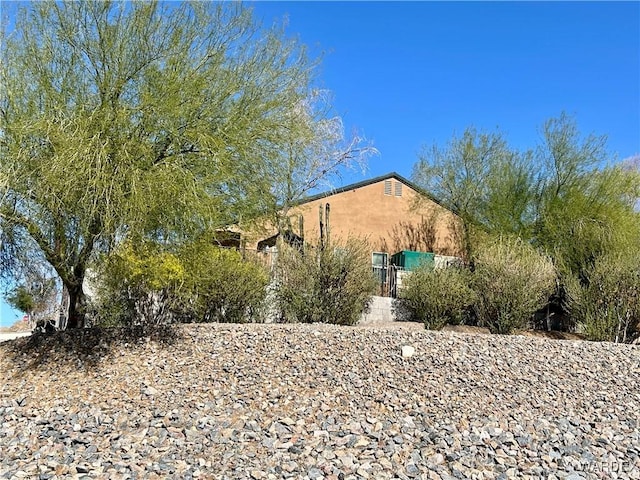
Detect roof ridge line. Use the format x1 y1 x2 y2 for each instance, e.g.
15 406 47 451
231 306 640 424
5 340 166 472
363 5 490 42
294 171 455 214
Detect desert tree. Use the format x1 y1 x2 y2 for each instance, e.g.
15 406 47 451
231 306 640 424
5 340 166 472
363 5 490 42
412 114 640 271
4 258 58 329
0 1 341 328
257 89 378 238
411 114 640 332
533 114 640 280
411 128 532 260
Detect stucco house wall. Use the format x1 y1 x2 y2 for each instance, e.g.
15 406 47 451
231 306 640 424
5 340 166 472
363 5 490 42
246 173 462 257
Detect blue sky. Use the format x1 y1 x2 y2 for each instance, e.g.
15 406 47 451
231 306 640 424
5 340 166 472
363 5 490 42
1 1 639 327
250 1 640 183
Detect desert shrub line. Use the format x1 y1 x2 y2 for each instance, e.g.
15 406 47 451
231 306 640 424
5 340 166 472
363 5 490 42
274 239 378 325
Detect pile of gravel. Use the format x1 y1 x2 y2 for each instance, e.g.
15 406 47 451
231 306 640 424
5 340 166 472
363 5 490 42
1 323 638 479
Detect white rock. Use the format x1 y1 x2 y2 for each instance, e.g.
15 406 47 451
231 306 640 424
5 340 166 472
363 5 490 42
401 345 415 358
143 386 158 396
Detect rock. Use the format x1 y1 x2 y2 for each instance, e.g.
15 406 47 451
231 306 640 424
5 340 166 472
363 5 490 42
565 474 586 480
401 345 415 358
405 463 420 477
0 323 637 479
308 467 324 479
143 386 158 396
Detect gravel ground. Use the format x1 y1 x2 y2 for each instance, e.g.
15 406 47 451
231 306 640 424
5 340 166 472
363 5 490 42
1 323 638 480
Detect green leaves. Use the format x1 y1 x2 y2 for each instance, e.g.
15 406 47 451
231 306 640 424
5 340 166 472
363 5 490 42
274 239 378 325
1 2 346 326
411 114 640 340
472 236 557 334
394 236 556 334
566 250 640 343
412 114 640 280
5 286 35 315
94 239 269 325
394 265 477 329
534 116 640 279
412 127 533 261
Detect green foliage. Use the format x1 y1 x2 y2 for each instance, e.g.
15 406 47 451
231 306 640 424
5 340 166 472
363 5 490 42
0 1 337 328
177 243 269 324
5 285 35 314
393 237 555 334
412 114 640 332
93 241 185 326
534 114 640 280
275 239 378 325
108 242 186 292
412 115 640 274
472 237 556 334
4 268 59 325
93 241 268 326
393 265 477 330
412 128 533 260
565 250 640 343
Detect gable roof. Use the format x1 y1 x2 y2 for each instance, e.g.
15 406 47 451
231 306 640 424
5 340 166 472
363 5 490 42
297 171 456 214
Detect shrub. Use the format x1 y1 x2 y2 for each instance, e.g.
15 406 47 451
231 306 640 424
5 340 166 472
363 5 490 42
274 238 377 325
177 244 269 323
92 241 268 325
565 251 640 343
472 236 556 334
92 241 185 326
393 265 477 330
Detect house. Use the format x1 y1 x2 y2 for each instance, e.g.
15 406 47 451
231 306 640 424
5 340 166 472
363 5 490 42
246 172 463 259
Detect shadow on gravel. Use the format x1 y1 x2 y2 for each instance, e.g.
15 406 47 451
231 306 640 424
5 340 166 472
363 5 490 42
1 324 182 373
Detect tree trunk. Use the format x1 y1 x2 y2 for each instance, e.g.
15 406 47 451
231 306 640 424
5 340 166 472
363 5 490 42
462 221 475 270
66 284 86 329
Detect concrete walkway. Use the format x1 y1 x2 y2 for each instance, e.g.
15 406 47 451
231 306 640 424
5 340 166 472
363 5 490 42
0 332 32 343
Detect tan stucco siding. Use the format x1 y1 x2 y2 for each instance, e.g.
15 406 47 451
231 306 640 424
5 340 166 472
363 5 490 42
247 177 462 256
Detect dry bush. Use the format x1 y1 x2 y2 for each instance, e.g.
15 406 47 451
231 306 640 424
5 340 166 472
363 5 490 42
393 265 477 330
274 238 377 325
472 237 556 334
565 251 640 343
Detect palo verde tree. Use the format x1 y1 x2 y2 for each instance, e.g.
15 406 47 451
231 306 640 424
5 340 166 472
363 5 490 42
412 127 534 261
533 114 640 280
0 1 335 328
412 114 640 273
250 89 377 240
412 114 640 335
